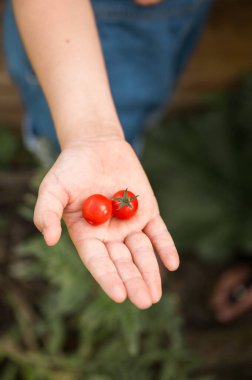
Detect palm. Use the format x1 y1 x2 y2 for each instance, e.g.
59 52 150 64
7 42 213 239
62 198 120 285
62 140 158 241
34 139 179 308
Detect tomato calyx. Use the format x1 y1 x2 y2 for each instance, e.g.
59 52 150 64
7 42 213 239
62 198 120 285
112 188 139 210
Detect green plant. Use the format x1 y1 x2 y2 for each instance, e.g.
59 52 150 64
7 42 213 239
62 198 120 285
143 75 252 263
0 127 35 169
0 170 203 380
0 128 19 168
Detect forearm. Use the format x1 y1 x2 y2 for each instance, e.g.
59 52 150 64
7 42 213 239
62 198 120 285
13 0 123 148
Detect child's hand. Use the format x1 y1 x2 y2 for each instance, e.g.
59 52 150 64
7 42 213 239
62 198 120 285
134 0 163 6
34 138 179 309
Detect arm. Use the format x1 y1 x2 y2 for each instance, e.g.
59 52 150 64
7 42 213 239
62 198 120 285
13 0 179 309
13 0 123 148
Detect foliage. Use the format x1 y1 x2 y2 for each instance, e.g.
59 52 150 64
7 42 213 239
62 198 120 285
3 72 252 379
7 70 252 378
0 171 203 380
0 127 38 171
143 75 252 263
0 128 19 169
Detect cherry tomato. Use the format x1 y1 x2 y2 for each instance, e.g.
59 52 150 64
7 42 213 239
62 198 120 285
112 189 139 220
82 194 112 225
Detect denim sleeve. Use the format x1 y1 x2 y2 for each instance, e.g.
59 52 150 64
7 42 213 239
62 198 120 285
3 0 212 154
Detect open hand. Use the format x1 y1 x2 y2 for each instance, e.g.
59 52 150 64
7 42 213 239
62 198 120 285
34 138 179 309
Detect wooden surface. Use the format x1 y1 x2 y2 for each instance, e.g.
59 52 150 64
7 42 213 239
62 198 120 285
1 0 252 129
172 0 252 109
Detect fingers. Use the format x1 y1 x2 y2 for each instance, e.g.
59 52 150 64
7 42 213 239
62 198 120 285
124 232 162 304
134 0 163 6
107 241 153 309
213 288 252 322
210 267 252 322
76 238 127 303
34 178 67 246
211 267 250 310
144 215 179 271
224 289 252 321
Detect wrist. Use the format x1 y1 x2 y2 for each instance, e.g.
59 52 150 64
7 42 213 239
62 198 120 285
58 119 125 150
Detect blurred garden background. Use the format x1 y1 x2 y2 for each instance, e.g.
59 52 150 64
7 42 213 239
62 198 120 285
1 0 252 379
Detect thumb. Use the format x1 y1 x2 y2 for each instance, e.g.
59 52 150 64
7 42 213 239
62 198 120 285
34 178 68 246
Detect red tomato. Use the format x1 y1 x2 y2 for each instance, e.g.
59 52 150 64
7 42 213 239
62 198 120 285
82 194 112 225
112 189 139 220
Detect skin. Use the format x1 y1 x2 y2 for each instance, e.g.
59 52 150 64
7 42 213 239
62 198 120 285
210 265 252 322
134 0 164 6
13 0 179 309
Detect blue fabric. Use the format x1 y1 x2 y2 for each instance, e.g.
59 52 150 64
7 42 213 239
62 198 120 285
3 0 212 152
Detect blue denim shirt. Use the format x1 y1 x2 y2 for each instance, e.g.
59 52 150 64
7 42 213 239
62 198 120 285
3 0 212 154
